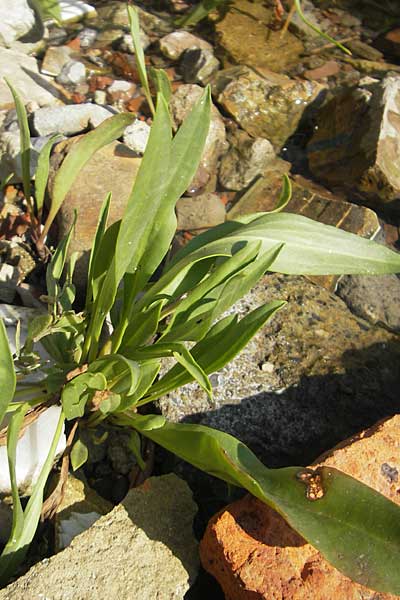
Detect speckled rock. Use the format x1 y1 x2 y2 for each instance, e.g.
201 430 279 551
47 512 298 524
200 416 400 600
176 193 226 231
215 0 304 73
0 475 199 600
214 66 323 150
337 273 400 332
160 31 212 61
159 274 400 472
219 129 275 191
170 84 227 194
308 74 400 210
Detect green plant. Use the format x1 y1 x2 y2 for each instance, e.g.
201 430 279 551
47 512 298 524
1 6 400 595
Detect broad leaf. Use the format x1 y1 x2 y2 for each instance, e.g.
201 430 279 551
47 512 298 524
0 318 16 424
124 413 400 596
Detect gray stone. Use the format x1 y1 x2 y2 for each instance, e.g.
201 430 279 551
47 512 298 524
160 31 212 61
77 27 97 48
32 103 115 136
337 274 400 332
170 84 227 194
123 119 151 155
308 74 400 210
0 48 60 111
56 60 86 86
214 66 323 151
41 45 73 77
58 0 97 24
118 30 151 54
181 48 220 85
0 0 35 47
219 131 275 191
176 193 226 230
0 475 199 600
159 274 400 476
96 2 172 36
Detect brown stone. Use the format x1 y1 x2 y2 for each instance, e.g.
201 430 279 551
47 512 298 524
200 415 400 600
50 139 141 294
176 193 226 231
304 60 340 81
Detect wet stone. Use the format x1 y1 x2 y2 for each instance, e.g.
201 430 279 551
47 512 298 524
180 48 220 86
159 31 212 61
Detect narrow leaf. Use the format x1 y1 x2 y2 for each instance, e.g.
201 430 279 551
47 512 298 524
5 79 31 203
127 5 155 115
34 134 61 217
0 318 16 425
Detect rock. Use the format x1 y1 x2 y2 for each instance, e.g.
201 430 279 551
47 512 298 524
56 60 86 86
159 273 400 473
0 0 35 47
96 2 172 38
308 74 400 209
0 262 18 303
41 45 73 77
214 66 323 151
170 84 227 194
176 193 226 231
77 27 97 48
106 79 137 104
200 415 400 600
50 139 141 294
303 60 341 81
0 475 199 600
375 28 400 59
32 103 115 136
93 89 107 105
337 274 400 333
118 30 150 54
181 48 220 85
0 48 60 110
215 0 304 73
55 474 112 551
347 40 383 62
160 31 212 61
219 130 275 191
229 173 381 290
123 119 150 155
58 0 97 24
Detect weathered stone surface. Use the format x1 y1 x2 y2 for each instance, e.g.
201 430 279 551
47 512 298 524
0 48 60 110
170 84 227 194
0 0 35 47
337 273 400 332
0 475 199 600
308 74 400 210
41 45 73 77
50 139 141 292
219 129 275 191
181 48 220 85
214 66 323 150
160 31 212 61
176 193 226 231
159 274 400 472
123 119 150 155
200 416 400 600
56 60 87 85
215 0 303 73
96 1 172 37
58 0 97 24
32 103 115 136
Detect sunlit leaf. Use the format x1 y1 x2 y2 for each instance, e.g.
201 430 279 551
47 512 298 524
0 318 16 425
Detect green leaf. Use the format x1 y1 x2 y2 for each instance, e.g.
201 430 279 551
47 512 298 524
127 5 155 115
124 413 400 596
117 360 160 411
46 212 77 306
89 355 140 396
31 0 62 23
126 430 146 471
35 134 61 217
120 300 163 351
4 79 31 203
85 192 112 309
293 0 351 55
145 301 284 402
0 318 16 425
42 112 134 241
71 437 89 471
150 68 172 103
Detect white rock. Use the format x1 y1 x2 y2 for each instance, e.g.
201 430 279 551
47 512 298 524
56 60 86 85
32 103 115 136
108 79 134 94
0 0 35 47
0 304 66 496
119 30 150 53
94 90 107 105
123 119 151 155
57 0 97 24
41 45 73 77
159 31 212 61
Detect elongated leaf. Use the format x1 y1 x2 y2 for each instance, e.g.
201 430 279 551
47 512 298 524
46 212 77 306
127 5 155 115
144 301 284 402
5 80 31 203
0 318 16 425
293 0 351 55
31 0 62 23
150 68 172 103
120 300 163 351
123 412 400 595
85 192 112 309
43 113 134 241
35 134 61 217
117 360 160 411
89 355 140 396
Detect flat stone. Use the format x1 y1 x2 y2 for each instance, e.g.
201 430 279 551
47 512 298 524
58 0 97 24
0 475 199 600
308 74 400 210
41 45 73 77
49 139 141 294
160 31 212 61
0 0 35 47
32 103 115 136
176 193 226 231
0 48 60 111
304 60 340 81
215 0 304 73
214 66 323 151
200 415 400 600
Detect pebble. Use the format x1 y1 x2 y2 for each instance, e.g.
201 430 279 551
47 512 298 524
56 60 86 85
123 119 151 155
